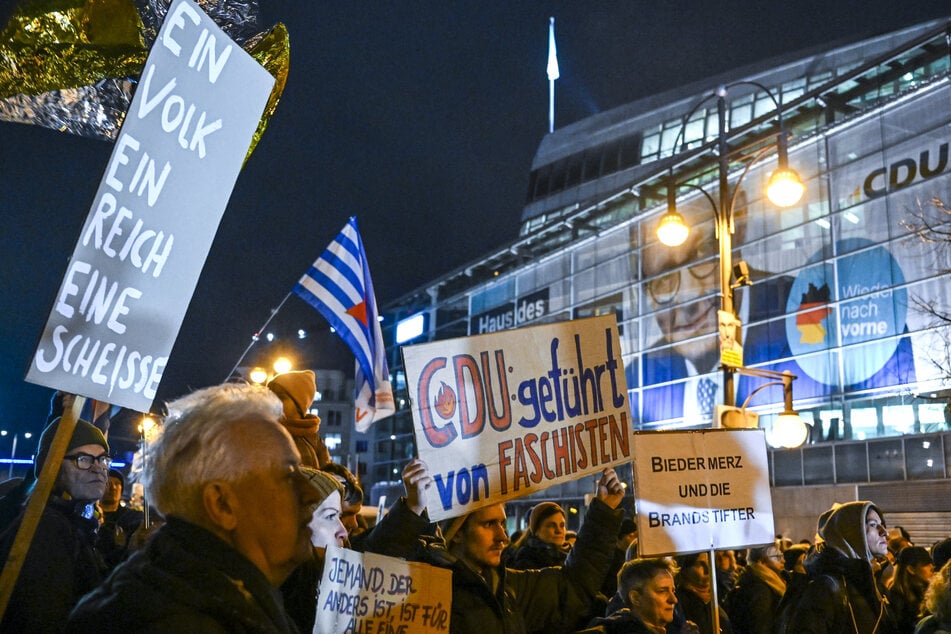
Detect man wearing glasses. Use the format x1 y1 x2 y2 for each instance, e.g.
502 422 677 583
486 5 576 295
68 383 322 632
0 417 111 632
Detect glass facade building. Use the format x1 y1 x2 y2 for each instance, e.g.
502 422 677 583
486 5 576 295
371 19 951 514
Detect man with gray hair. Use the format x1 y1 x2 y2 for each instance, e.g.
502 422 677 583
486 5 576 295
67 383 321 632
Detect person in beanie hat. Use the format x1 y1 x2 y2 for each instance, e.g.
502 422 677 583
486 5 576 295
429 468 625 634
299 466 347 551
0 416 111 632
97 467 144 570
508 501 569 570
280 466 347 633
268 370 332 468
781 500 897 634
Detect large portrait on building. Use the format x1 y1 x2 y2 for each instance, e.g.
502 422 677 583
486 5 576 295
630 83 950 428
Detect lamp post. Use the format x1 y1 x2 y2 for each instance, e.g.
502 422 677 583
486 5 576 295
1 432 33 480
655 86 807 634
656 82 806 408
137 416 158 529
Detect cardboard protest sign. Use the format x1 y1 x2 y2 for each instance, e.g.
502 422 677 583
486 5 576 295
402 315 631 522
316 545 451 634
26 0 275 412
633 428 774 556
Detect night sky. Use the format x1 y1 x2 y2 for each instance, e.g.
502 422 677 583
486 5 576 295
1 1 947 440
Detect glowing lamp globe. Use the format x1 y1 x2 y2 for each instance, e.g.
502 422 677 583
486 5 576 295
772 411 808 448
657 211 689 247
766 168 805 208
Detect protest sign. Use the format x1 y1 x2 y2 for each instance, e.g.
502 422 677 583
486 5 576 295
316 545 451 634
402 315 631 522
633 428 774 556
26 0 275 412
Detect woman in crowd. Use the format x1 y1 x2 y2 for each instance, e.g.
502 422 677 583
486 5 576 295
726 544 787 634
886 546 933 633
508 501 570 569
675 552 733 634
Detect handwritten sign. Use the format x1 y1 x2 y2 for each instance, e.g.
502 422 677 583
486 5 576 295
402 315 632 521
26 0 275 412
315 545 452 634
633 429 774 556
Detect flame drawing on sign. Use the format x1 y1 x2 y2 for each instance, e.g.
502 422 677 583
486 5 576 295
434 382 456 419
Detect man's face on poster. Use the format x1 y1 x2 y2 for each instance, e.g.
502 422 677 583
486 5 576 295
643 211 721 368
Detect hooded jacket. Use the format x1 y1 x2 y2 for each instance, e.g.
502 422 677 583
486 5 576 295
784 501 896 634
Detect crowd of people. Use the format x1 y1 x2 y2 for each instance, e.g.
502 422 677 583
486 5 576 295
0 375 949 633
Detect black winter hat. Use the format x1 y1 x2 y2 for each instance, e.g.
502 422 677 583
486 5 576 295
35 417 109 477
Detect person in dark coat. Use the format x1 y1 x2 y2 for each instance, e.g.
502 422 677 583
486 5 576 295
674 552 733 634
435 468 625 634
782 500 897 634
66 383 322 632
97 468 144 570
508 501 569 570
887 545 933 633
0 416 111 633
583 558 700 634
726 544 786 634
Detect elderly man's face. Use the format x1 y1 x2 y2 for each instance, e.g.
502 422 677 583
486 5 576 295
643 214 721 369
229 420 321 586
56 443 109 502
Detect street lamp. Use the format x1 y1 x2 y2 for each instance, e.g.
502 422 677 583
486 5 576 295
1 431 32 479
734 367 809 449
137 416 158 528
656 82 806 407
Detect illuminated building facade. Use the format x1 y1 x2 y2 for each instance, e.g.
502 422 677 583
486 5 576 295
375 18 951 534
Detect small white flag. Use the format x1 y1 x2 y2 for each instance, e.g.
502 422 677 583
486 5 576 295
547 17 560 81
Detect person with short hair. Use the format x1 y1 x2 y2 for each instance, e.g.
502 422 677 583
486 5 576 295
584 558 699 634
66 383 321 632
0 417 111 632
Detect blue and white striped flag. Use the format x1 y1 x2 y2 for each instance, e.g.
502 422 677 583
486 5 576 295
294 217 394 431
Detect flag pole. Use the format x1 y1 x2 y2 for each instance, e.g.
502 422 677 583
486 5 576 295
224 291 294 382
547 16 560 134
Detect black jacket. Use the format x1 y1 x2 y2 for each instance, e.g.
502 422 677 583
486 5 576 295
428 498 621 634
508 534 568 570
66 517 299 633
785 548 896 634
0 495 105 633
725 566 781 634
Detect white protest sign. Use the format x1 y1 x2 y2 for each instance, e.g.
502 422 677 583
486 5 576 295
316 545 452 634
26 0 274 412
633 428 774 556
402 315 631 522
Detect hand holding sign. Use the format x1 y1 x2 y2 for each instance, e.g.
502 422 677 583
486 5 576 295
596 468 625 509
402 458 433 516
